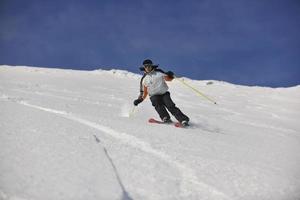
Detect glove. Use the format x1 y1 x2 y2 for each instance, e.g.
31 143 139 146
133 98 143 106
166 71 174 78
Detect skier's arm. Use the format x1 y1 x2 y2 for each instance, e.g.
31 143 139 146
134 86 148 106
141 86 148 99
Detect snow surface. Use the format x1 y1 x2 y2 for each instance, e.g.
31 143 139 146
0 65 300 200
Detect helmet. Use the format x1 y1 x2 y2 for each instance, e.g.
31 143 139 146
140 59 158 71
142 59 153 66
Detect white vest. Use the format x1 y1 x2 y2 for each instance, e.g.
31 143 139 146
143 71 169 96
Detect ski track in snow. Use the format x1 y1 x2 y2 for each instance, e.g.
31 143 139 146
0 94 231 200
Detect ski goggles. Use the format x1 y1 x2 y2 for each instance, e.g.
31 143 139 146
143 64 153 68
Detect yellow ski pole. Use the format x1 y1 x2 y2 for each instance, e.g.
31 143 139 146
175 76 217 105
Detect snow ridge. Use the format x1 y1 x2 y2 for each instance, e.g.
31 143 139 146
1 66 300 200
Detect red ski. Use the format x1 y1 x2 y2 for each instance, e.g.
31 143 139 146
148 118 188 128
174 122 184 128
148 118 168 124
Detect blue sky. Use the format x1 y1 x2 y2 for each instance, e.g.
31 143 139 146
0 0 299 87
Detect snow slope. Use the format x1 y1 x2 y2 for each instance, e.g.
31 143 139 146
0 65 300 200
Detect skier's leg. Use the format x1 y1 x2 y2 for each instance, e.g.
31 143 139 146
150 95 170 120
162 92 189 122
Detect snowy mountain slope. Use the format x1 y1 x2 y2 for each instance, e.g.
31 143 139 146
0 65 300 200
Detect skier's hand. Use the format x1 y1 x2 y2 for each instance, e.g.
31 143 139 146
133 98 143 106
166 71 174 78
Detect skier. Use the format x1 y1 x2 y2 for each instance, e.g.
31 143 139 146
133 59 190 126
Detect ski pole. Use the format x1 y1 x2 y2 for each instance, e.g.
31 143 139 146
174 76 217 105
129 106 137 117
